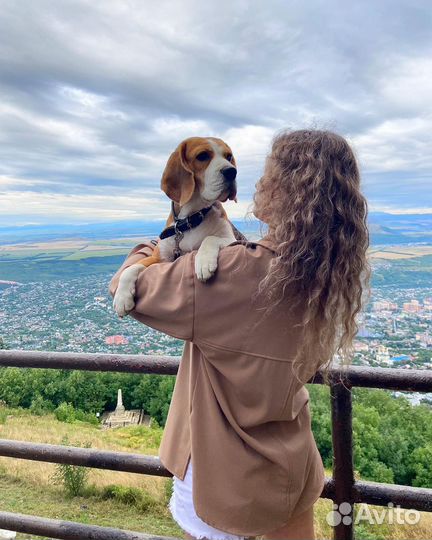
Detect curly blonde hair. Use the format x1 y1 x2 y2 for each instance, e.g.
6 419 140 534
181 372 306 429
253 129 370 381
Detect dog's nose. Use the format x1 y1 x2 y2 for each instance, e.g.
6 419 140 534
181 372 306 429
222 166 237 183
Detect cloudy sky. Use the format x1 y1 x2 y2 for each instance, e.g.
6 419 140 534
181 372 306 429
0 0 431 225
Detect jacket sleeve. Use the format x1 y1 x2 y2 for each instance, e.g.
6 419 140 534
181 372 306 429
109 242 196 341
108 240 158 298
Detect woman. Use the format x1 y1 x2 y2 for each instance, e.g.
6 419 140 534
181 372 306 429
109 129 370 540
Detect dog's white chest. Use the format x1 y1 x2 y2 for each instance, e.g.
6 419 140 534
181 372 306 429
158 235 194 261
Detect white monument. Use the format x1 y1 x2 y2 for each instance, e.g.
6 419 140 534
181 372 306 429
115 388 125 414
101 388 150 429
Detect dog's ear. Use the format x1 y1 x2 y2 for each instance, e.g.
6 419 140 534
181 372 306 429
161 141 195 206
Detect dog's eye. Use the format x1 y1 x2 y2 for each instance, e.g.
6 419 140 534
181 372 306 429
196 151 211 162
226 153 233 162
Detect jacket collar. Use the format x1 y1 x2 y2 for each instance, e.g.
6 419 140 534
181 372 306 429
227 235 278 252
255 235 278 252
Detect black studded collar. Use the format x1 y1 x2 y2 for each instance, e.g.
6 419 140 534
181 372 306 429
159 202 214 240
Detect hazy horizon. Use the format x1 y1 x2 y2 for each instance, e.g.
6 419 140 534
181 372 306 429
1 208 432 230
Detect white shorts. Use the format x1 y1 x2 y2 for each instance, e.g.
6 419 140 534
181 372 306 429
168 458 246 540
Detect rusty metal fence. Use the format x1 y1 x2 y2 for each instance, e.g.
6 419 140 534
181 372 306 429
0 350 431 540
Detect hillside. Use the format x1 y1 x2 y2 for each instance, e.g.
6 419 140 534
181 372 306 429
1 406 431 540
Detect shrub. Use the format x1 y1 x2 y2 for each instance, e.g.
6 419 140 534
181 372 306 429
74 409 99 425
102 485 143 505
54 402 76 423
0 408 7 424
101 484 159 513
412 444 432 487
54 402 98 425
51 437 91 497
30 395 54 416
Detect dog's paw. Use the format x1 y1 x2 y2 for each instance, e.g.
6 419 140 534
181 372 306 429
195 251 218 282
112 265 143 317
113 287 136 318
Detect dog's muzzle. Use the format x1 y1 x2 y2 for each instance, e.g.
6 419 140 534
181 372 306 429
222 166 237 200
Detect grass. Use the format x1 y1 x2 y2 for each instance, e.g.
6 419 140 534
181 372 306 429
0 471 180 539
0 411 164 492
0 410 181 539
0 410 431 539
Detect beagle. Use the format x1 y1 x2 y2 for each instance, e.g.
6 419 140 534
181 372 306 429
113 136 241 317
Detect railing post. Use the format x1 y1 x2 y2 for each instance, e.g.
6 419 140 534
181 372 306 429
330 380 355 540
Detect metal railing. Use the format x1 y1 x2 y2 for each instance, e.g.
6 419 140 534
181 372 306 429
0 350 431 540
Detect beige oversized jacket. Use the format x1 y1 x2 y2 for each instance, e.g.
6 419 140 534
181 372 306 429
109 237 326 536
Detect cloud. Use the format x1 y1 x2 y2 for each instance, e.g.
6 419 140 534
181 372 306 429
0 0 431 224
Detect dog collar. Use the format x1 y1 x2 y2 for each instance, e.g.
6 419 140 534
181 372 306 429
159 203 214 240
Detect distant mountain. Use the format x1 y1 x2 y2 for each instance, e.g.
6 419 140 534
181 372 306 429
368 213 432 245
0 213 430 246
0 220 166 244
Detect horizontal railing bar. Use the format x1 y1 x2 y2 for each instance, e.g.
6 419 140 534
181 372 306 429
317 365 432 393
0 488 428 540
0 439 171 476
323 477 335 500
0 437 332 498
0 511 179 540
0 350 180 374
1 350 432 391
353 480 432 513
1 439 430 512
